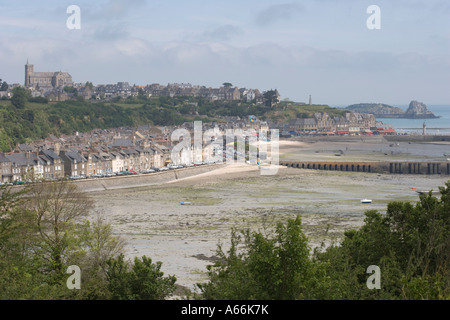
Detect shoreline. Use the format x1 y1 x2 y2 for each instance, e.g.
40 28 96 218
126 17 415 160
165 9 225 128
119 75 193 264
88 139 450 294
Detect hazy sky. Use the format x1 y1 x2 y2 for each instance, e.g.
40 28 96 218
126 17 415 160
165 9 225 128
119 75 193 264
1 0 449 105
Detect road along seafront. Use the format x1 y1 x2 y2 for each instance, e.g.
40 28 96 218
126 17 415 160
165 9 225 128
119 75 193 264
72 163 225 192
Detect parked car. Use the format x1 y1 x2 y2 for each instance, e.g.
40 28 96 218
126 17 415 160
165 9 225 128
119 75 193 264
69 175 84 180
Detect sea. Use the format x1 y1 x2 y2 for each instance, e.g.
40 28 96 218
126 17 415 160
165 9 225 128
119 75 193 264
334 105 450 135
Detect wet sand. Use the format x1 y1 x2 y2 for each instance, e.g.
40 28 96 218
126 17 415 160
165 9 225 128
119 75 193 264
89 138 450 295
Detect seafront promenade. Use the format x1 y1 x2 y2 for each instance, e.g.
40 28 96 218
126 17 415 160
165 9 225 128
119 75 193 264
72 163 225 192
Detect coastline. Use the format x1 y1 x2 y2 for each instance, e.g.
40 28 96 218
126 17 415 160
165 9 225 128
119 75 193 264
88 139 450 294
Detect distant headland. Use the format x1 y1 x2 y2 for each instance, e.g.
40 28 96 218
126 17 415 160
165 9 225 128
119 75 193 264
346 100 440 119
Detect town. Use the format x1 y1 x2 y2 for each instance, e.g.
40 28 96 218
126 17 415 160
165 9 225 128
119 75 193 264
0 62 398 184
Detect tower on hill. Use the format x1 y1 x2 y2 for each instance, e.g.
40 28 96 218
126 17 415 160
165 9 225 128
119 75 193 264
25 61 73 89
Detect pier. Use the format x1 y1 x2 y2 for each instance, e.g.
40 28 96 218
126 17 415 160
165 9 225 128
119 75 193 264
279 160 450 175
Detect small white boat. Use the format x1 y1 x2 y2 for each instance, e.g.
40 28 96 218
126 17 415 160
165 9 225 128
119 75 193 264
361 199 372 204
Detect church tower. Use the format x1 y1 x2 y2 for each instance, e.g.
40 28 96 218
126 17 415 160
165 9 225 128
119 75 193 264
25 60 34 87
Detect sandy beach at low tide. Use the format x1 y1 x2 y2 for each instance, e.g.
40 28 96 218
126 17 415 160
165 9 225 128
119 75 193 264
89 137 450 295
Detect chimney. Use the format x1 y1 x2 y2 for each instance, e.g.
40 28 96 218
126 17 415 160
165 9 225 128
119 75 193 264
54 142 60 155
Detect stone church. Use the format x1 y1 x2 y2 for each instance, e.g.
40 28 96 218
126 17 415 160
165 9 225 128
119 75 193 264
24 60 73 90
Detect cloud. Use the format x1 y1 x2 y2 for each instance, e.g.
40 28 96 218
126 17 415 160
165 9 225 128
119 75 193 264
91 22 131 41
83 0 148 42
85 0 147 21
255 3 304 26
101 0 147 19
202 25 244 41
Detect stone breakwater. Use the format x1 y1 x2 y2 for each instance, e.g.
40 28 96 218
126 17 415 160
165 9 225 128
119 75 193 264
280 160 450 175
73 164 225 192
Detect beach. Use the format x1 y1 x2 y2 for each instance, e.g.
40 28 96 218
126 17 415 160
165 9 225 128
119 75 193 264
89 137 450 295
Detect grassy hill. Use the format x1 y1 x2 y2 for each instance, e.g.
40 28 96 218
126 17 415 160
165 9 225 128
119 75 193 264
264 102 346 122
0 96 345 152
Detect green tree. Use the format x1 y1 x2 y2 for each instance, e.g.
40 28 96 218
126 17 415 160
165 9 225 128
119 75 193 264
105 254 177 300
63 86 78 95
198 216 314 300
0 79 8 91
315 181 450 300
0 179 126 299
11 86 31 109
263 90 279 108
22 179 94 278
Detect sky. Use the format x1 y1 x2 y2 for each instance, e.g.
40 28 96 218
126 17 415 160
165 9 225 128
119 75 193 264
1 0 450 106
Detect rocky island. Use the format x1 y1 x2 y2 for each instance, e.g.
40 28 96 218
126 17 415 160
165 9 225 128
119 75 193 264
346 100 439 119
404 100 439 119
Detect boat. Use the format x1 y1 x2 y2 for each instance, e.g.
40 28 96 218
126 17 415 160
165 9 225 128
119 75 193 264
361 199 372 204
180 201 192 205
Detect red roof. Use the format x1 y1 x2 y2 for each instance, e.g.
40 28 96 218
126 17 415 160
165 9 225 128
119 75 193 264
378 130 397 134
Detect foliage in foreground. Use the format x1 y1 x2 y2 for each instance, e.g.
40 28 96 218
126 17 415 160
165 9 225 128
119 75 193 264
0 179 176 300
197 181 450 300
1 179 448 300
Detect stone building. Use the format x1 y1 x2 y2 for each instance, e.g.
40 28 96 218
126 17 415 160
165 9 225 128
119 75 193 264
25 60 73 90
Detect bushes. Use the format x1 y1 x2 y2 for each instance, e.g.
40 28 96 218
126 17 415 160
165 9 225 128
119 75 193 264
105 254 176 300
198 182 450 300
0 181 177 300
198 216 316 300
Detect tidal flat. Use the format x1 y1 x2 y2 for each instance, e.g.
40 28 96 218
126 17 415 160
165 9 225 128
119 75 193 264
89 139 449 294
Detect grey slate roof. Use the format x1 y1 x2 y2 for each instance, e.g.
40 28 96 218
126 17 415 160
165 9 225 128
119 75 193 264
109 139 134 148
40 150 62 162
6 153 41 166
0 153 11 163
64 152 87 162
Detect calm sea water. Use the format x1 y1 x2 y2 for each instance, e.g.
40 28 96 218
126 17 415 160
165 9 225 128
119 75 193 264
334 105 450 135
377 105 450 135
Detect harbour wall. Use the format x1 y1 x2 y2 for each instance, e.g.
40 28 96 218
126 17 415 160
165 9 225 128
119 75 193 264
280 160 450 175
